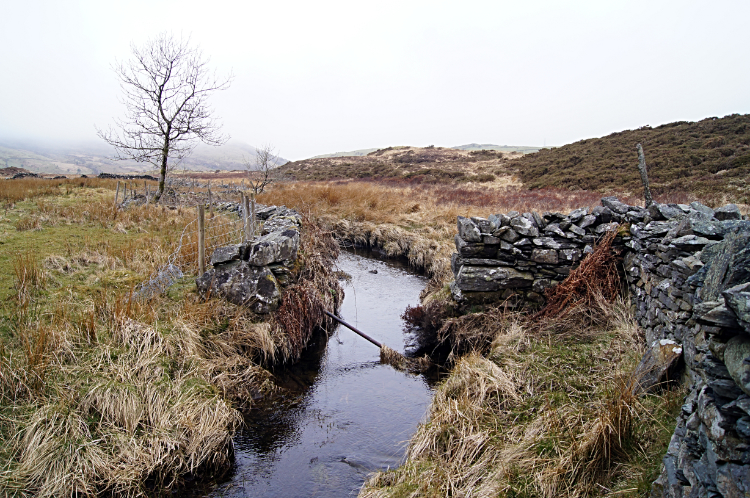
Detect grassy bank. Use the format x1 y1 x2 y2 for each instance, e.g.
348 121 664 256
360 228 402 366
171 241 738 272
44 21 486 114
0 180 340 496
360 297 685 498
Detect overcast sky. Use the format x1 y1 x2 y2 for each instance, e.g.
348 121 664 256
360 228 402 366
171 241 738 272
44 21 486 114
1 0 749 160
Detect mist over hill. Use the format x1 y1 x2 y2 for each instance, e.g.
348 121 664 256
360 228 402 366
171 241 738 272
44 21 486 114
0 139 285 175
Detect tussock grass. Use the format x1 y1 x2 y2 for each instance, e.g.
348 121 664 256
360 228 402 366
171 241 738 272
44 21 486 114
0 182 341 496
361 297 681 498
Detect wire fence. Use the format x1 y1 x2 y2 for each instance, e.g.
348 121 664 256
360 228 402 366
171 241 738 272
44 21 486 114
133 200 248 301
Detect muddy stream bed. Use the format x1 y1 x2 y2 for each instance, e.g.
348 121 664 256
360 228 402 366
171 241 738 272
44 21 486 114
201 250 436 497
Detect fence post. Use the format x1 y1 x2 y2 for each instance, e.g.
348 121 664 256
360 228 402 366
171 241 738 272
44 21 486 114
198 204 206 275
114 181 120 205
207 180 213 218
251 191 256 238
243 194 251 243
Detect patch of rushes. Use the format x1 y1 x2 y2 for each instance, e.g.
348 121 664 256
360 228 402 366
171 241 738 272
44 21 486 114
360 300 685 498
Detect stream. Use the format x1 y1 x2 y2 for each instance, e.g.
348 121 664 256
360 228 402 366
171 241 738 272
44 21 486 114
203 250 435 497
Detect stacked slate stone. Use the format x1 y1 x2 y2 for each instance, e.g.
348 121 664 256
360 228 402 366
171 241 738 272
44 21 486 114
450 197 750 497
634 207 750 498
196 206 301 314
450 196 636 307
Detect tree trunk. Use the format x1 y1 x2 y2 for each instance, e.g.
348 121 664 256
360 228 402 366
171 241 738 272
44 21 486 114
155 136 170 202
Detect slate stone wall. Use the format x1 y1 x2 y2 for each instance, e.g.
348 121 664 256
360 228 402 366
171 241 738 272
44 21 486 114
450 199 750 497
196 205 301 314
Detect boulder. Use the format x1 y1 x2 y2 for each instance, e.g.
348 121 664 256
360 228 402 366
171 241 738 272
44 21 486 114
196 262 281 313
725 334 750 396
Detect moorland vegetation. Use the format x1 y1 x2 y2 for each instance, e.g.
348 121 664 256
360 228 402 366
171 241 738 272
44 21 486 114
1 114 748 497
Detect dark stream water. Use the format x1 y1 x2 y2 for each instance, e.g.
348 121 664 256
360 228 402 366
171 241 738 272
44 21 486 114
203 250 435 498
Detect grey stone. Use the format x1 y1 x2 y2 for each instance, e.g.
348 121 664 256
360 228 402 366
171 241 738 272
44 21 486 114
691 230 750 301
498 227 520 243
633 339 683 393
737 417 750 439
544 223 566 237
690 201 715 220
532 237 562 249
671 235 711 251
457 216 482 242
511 216 539 237
455 235 486 257
650 203 684 221
482 234 501 245
725 334 750 396
210 243 245 266
601 196 631 214
196 262 281 313
595 221 619 234
487 214 503 231
247 229 300 266
568 207 588 223
593 205 615 223
559 248 582 262
724 282 750 333
532 248 558 264
716 463 750 498
577 214 597 229
715 204 742 221
626 207 648 222
568 224 586 237
471 216 493 234
455 265 534 292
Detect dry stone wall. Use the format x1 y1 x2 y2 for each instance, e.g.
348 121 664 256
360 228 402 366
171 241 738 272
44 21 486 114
450 199 750 498
196 205 301 313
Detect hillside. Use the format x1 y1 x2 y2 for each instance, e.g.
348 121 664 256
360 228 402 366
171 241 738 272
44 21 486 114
511 114 750 203
452 143 542 153
277 145 521 185
0 139 283 176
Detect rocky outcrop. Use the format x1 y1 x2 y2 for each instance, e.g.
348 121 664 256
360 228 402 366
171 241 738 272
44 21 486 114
196 207 301 313
450 198 750 497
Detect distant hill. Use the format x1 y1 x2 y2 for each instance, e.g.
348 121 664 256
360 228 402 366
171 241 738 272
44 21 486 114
311 148 379 159
0 139 284 175
276 145 519 185
311 144 540 159
452 143 542 153
510 114 750 203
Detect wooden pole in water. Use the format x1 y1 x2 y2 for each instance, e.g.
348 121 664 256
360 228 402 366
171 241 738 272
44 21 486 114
198 204 206 275
323 311 382 348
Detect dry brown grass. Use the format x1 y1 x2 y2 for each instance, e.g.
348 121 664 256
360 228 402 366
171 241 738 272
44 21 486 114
0 183 343 496
361 298 656 498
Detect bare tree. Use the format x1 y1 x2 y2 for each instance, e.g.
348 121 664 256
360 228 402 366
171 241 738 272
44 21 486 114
246 143 279 197
97 33 232 201
243 144 280 238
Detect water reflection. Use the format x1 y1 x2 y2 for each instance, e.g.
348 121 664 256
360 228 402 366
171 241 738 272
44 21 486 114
203 250 435 498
